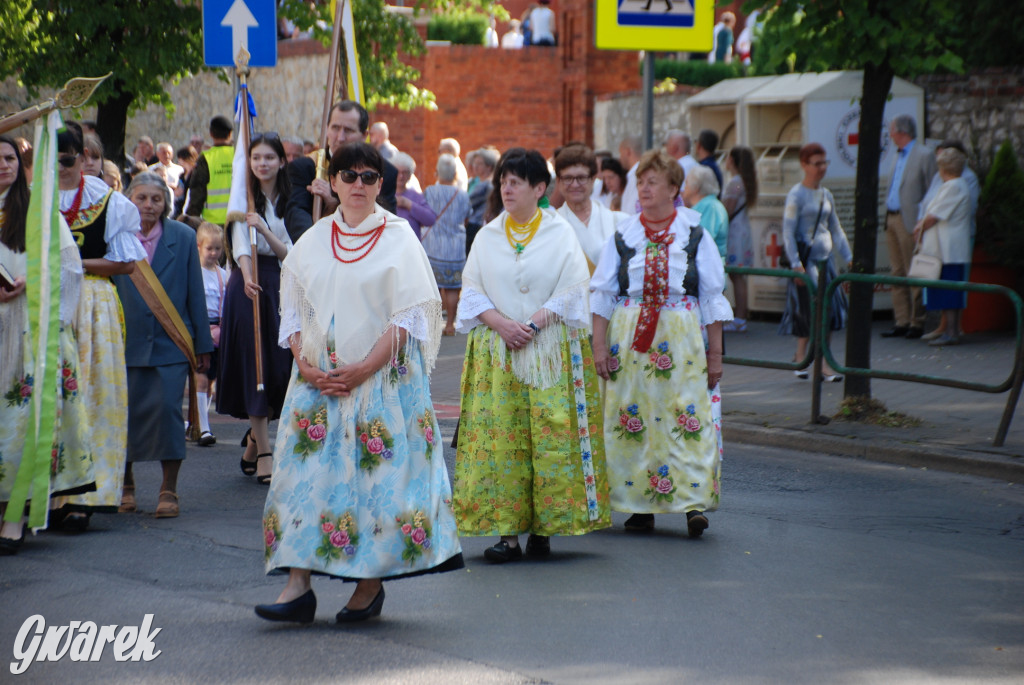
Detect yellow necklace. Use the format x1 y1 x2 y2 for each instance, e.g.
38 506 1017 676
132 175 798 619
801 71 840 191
505 209 542 258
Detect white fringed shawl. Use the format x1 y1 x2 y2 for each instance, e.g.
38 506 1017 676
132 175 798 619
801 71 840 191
457 208 591 389
278 208 442 372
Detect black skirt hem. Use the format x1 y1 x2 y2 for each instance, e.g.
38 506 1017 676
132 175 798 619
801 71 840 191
268 552 466 582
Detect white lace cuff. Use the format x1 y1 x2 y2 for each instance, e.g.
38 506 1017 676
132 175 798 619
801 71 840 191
278 304 301 348
105 230 147 263
542 281 590 330
455 286 495 333
701 292 734 326
590 289 618 320
389 302 435 344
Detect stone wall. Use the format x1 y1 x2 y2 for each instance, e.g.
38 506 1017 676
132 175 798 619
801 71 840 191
915 67 1024 173
593 87 701 153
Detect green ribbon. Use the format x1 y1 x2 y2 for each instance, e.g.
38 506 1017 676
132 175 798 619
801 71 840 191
4 111 64 530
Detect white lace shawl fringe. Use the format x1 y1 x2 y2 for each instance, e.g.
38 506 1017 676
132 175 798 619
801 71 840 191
279 266 443 373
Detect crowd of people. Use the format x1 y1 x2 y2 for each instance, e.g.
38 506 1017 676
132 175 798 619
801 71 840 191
0 100 977 624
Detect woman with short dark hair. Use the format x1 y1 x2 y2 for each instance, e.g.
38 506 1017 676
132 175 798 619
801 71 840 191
50 121 146 531
255 142 463 624
455 148 611 563
554 144 627 272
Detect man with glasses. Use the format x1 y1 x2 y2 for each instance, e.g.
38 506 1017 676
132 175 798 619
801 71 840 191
284 100 397 242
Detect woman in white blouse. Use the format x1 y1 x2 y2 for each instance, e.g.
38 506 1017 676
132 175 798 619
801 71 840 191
591 150 732 538
554 144 628 274
216 134 293 484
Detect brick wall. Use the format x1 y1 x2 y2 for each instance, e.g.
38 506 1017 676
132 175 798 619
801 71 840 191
378 0 639 186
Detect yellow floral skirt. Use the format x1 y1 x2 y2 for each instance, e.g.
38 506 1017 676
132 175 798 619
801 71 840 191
455 324 611 537
54 277 127 512
602 300 722 514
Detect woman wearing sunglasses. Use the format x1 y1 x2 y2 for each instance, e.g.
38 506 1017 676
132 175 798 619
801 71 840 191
50 121 147 532
217 134 293 484
255 142 462 624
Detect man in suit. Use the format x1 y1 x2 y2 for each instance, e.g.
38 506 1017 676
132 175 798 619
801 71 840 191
284 100 397 242
881 114 937 339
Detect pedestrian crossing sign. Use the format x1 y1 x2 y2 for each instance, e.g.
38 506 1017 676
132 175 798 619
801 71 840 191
596 0 714 52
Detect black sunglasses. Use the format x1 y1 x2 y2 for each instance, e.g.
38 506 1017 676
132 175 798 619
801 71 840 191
338 169 381 185
58 154 79 168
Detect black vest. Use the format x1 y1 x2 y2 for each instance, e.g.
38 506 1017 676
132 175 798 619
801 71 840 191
68 189 112 260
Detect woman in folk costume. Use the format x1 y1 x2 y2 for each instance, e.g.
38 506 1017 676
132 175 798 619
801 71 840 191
113 172 213 518
51 122 146 531
0 132 92 554
455 148 611 564
217 133 294 484
256 143 462 625
591 151 732 538
553 143 627 273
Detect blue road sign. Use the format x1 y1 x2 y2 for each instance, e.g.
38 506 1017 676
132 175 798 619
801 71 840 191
203 0 277 68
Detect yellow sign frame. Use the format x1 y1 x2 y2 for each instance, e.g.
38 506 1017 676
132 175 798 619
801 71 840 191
595 0 715 52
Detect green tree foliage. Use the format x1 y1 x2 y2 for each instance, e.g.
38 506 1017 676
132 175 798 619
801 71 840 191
280 1 508 111
427 10 489 45
742 0 963 400
977 141 1024 269
0 0 206 165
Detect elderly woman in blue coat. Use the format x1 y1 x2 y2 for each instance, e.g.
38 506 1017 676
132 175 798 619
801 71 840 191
114 172 213 518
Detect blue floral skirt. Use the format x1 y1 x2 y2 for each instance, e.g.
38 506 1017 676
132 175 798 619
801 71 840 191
262 336 463 580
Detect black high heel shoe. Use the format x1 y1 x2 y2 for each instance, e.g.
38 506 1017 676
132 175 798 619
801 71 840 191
0 526 26 556
255 589 316 623
256 453 273 485
239 429 257 476
336 586 385 623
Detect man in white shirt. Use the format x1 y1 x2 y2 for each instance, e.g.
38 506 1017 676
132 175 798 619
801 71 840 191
618 135 643 215
148 142 184 190
665 129 698 178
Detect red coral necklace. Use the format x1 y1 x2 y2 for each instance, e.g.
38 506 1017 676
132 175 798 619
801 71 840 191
61 174 85 227
331 216 387 263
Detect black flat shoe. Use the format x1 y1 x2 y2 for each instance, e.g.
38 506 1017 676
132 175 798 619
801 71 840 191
686 511 709 538
624 513 655 531
59 511 90 533
256 453 272 485
336 586 385 623
483 540 523 563
255 589 316 623
880 326 909 338
525 534 550 558
0 527 26 556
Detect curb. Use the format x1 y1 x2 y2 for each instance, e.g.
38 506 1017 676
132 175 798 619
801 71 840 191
725 423 1024 482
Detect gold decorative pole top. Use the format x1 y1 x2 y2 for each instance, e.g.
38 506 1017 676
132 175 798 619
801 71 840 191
0 72 112 135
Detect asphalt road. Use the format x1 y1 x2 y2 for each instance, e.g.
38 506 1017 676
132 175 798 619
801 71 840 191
3 420 1022 684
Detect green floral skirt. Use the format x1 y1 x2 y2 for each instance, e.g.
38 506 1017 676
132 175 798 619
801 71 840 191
454 324 611 537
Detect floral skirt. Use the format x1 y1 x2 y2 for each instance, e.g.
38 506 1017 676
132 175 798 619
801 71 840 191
454 325 611 537
263 336 463 580
55 277 128 513
602 300 722 514
0 305 94 506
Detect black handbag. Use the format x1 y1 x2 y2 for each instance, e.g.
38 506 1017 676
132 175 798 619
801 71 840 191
781 197 826 270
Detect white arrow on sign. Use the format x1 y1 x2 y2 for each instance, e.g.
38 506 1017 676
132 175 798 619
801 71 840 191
221 0 258 59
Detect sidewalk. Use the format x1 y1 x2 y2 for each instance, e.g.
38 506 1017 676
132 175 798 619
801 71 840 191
429 320 1024 482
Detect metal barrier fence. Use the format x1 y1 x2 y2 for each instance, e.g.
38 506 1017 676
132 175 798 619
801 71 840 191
723 265 1024 446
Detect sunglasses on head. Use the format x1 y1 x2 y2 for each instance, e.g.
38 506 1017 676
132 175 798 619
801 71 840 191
338 169 381 185
58 154 79 168
252 131 280 144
